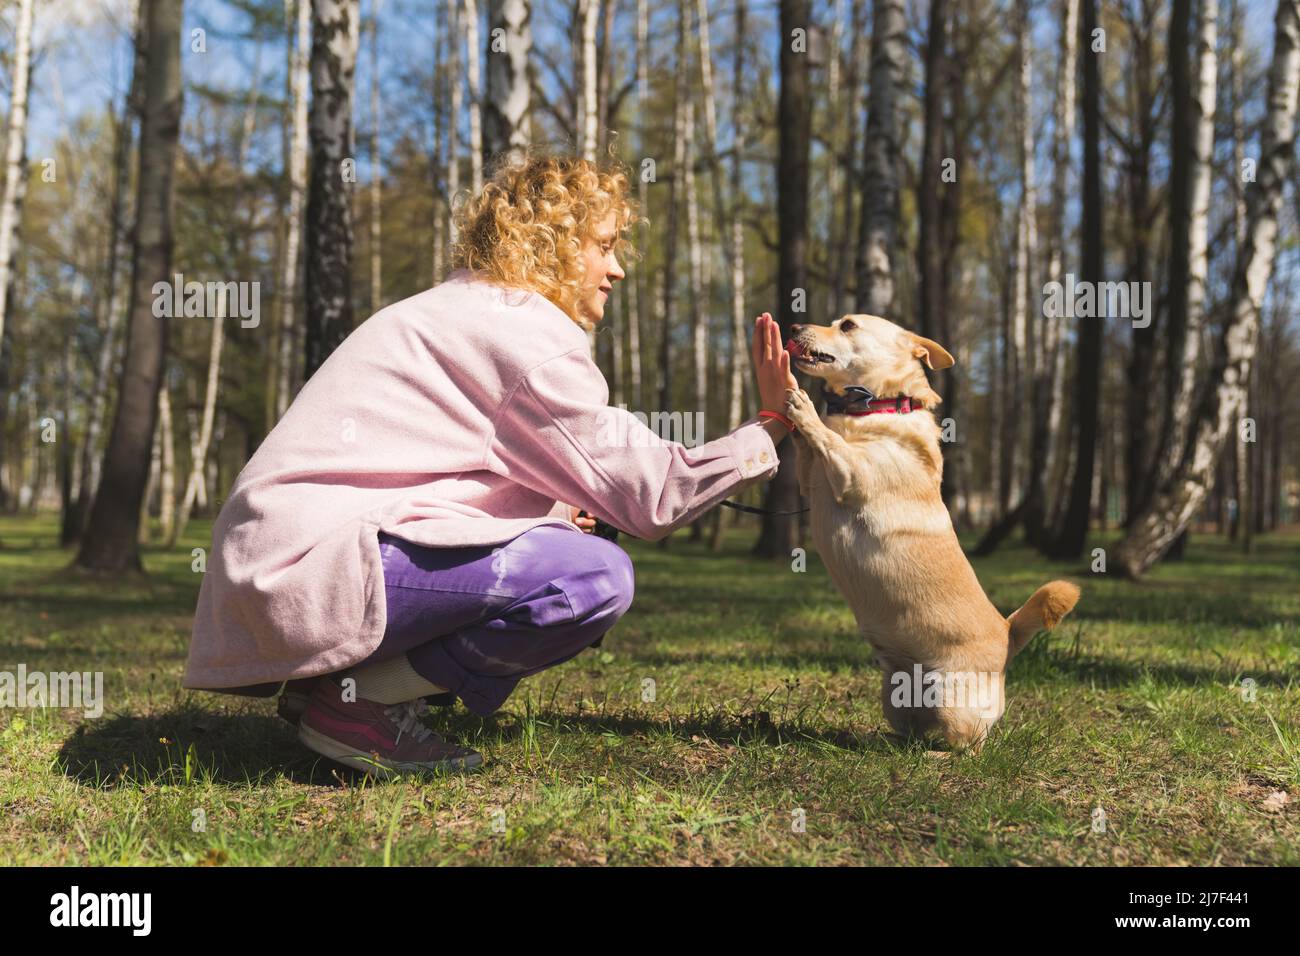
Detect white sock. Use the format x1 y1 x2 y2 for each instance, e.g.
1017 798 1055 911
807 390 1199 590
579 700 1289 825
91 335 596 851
344 655 449 705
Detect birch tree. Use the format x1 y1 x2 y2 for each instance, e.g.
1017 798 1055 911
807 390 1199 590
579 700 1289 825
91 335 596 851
369 0 383 311
1024 0 1077 545
1115 0 1299 577
0 0 35 349
577 0 599 160
1158 0 1219 487
484 0 532 163
445 0 461 251
1047 0 1103 559
855 0 905 317
170 286 225 544
464 0 483 193
303 0 360 380
276 0 310 418
725 0 748 437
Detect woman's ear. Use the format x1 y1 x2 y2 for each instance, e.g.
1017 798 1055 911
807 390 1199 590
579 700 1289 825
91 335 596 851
909 333 955 370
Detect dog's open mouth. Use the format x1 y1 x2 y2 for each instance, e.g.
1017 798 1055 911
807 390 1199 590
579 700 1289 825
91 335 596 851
787 339 836 366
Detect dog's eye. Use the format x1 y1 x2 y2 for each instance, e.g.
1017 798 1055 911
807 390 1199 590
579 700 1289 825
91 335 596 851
840 320 856 333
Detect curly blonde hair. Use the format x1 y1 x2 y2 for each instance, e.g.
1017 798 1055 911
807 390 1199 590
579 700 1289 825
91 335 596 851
450 150 640 328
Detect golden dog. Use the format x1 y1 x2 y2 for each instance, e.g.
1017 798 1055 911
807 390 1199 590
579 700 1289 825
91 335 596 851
783 314 1079 752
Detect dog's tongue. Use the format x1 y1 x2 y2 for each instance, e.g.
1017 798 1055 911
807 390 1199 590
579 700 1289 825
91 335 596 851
786 339 804 358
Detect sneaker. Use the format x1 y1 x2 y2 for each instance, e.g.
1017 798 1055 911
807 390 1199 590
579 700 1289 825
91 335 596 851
297 678 482 778
277 678 322 725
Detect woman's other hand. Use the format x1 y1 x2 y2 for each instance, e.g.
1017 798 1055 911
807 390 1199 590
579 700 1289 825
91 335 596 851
751 312 798 413
572 508 599 533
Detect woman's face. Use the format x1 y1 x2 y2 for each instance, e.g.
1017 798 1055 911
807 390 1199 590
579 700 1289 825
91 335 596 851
575 211 625 327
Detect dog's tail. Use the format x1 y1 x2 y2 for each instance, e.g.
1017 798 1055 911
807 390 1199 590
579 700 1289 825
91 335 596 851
1007 580 1080 656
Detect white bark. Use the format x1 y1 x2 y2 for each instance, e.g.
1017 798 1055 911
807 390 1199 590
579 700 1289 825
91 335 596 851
1115 0 1299 577
1008 0 1037 509
727 0 749 431
578 0 599 160
1044 0 1078 487
277 0 310 418
855 0 905 316
1169 0 1218 436
629 0 649 411
485 0 532 161
685 99 705 416
158 383 175 541
464 0 483 193
370 0 383 310
0 0 36 346
446 0 461 249
173 286 226 544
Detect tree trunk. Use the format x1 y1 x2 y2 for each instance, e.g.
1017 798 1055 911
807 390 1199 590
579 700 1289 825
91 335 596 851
754 0 809 559
274 0 310 421
1122 6 1158 526
916 0 948 346
303 0 359 381
1047 0 1103 560
157 383 175 542
445 0 461 253
578 0 599 159
369 1 383 313
0 0 35 350
1024 0 1078 546
833 0 867 320
1114 0 1298 577
0 0 35 510
70 0 145 540
1154 0 1219 500
1010 0 1037 514
76 0 185 573
59 271 88 546
630 0 649 414
855 0 905 317
171 289 226 545
460 0 483 197
484 0 532 164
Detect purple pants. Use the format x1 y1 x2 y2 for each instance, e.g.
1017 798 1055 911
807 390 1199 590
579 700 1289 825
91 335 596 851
356 526 635 716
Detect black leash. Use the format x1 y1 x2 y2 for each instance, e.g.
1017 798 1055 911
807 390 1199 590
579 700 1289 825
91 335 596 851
720 499 809 516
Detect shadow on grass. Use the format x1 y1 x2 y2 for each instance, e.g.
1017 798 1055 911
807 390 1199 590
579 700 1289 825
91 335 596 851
54 706 350 789
433 704 902 756
53 698 904 790
1011 634 1296 689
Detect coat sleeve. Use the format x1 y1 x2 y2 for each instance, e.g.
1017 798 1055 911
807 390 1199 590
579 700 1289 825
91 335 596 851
485 346 781 540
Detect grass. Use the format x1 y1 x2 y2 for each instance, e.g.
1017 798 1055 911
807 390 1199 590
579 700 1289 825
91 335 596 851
0 512 1296 865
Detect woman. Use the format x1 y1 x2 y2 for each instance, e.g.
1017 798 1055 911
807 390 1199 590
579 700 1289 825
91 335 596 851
183 153 799 777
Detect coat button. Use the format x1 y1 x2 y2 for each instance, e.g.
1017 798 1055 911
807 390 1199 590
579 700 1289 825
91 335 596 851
744 458 755 471
759 452 770 463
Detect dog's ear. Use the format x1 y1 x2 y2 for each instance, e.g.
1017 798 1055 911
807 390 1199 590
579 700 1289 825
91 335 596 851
909 334 955 370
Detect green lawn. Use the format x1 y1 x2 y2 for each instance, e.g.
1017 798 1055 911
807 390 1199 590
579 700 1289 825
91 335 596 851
1 513 1296 865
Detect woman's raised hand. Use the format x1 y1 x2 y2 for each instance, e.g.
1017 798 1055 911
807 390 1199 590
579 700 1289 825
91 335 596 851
751 312 798 413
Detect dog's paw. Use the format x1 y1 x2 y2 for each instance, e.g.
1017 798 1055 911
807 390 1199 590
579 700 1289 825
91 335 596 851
784 388 820 431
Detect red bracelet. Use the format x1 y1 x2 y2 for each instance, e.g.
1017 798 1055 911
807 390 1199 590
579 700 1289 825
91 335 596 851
758 409 797 432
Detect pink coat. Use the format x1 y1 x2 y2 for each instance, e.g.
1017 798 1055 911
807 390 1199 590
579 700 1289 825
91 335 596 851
183 269 781 690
